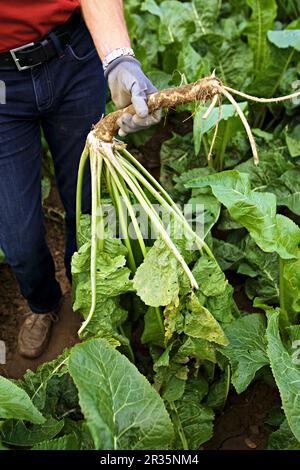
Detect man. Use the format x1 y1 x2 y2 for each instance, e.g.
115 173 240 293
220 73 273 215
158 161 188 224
0 1 160 359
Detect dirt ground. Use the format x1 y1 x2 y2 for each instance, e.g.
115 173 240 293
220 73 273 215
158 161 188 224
205 382 280 450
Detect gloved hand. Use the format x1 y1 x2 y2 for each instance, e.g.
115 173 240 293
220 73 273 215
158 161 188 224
105 57 161 137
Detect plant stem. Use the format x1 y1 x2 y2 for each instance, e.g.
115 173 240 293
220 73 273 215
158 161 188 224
110 175 137 272
279 257 290 329
96 157 104 251
118 151 215 259
169 402 189 450
105 148 198 289
203 135 211 165
76 143 89 246
113 156 198 289
105 158 147 257
105 158 165 342
221 88 259 165
216 119 230 171
121 148 184 218
78 149 100 336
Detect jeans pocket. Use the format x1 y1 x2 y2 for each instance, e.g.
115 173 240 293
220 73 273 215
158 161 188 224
66 43 97 62
66 21 98 62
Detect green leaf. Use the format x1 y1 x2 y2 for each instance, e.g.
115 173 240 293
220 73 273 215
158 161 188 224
280 255 300 323
178 337 217 363
236 150 293 189
73 245 133 302
268 29 300 51
206 284 235 324
213 239 244 271
160 132 196 190
246 0 277 71
162 376 186 403
171 378 214 449
69 338 174 450
72 243 132 339
220 314 269 393
133 240 179 307
173 167 215 195
265 168 300 215
205 365 231 410
177 42 202 82
192 0 221 33
186 171 300 259
285 124 300 157
237 236 279 305
141 307 165 348
268 419 300 450
32 433 79 450
195 103 248 136
184 293 227 346
0 376 45 424
266 311 300 441
192 255 228 297
41 176 51 203
188 193 221 237
1 417 63 446
20 351 69 411
142 1 196 46
141 0 162 18
201 33 254 89
79 297 128 342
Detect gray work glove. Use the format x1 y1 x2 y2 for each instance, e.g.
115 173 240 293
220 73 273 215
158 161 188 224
105 57 161 137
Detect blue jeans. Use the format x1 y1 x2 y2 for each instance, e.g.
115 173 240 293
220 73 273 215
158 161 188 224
0 19 107 313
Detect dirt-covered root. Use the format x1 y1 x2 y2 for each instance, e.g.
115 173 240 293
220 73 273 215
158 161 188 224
94 76 222 142
93 74 300 165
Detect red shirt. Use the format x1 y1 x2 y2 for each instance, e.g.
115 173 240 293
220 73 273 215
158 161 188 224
0 0 79 52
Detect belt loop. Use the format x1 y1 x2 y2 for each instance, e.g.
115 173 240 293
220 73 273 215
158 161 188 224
48 31 65 58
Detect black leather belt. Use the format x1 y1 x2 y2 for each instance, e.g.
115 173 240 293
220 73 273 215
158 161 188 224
0 9 81 70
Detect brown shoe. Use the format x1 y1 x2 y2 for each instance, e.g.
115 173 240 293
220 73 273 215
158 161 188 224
18 312 58 359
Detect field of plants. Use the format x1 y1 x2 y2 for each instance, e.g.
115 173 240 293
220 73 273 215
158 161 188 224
1 0 300 452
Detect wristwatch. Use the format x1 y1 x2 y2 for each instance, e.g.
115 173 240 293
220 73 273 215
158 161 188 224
102 47 135 71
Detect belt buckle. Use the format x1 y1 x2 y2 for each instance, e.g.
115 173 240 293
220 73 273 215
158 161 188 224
10 42 41 71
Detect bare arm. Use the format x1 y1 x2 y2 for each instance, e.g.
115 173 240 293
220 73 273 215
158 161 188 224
79 0 130 60
78 0 161 137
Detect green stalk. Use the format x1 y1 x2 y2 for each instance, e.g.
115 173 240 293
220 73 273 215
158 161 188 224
119 149 211 255
105 147 198 289
120 148 185 219
105 164 113 197
202 135 210 163
96 157 104 251
76 143 89 246
169 402 189 450
279 257 290 330
118 151 215 259
105 158 147 257
110 175 137 272
254 49 295 129
216 120 230 171
118 149 241 319
78 148 100 336
105 157 165 342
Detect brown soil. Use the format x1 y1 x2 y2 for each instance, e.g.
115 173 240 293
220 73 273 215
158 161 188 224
206 382 280 450
0 187 81 379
